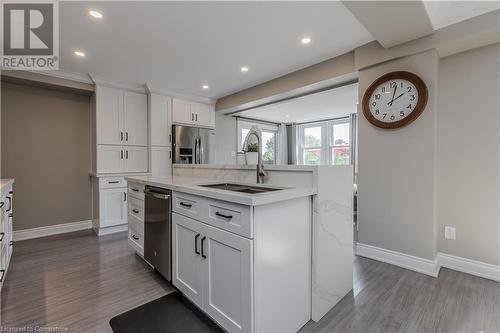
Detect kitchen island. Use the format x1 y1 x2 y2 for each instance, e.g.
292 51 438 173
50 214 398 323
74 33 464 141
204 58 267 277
126 164 353 332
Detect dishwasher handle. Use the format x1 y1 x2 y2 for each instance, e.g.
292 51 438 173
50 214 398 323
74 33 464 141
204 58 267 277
144 189 170 200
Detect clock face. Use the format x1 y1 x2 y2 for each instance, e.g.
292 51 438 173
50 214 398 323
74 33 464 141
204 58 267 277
362 71 428 129
368 79 419 123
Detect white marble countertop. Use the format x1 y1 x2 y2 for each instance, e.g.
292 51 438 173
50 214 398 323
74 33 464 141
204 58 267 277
0 179 14 193
126 175 316 206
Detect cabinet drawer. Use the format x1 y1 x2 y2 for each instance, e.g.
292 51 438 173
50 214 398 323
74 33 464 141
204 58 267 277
128 197 144 221
206 201 252 238
128 182 145 200
99 176 126 189
173 192 201 220
129 220 144 249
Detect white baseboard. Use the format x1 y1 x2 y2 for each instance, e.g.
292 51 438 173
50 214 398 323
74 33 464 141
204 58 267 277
355 243 500 282
437 252 500 282
93 224 128 236
355 243 439 276
13 220 93 241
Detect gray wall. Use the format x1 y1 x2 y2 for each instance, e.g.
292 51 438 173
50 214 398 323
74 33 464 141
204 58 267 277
437 44 500 265
1 82 92 231
357 49 439 261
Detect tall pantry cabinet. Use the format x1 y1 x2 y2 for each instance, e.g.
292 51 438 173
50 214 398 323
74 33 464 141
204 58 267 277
92 85 149 236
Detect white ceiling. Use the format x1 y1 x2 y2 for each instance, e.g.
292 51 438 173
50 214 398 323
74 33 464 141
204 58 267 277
236 83 358 124
59 2 373 99
423 1 500 30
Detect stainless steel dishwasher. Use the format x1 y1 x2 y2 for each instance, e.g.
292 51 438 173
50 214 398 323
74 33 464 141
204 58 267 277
144 186 172 281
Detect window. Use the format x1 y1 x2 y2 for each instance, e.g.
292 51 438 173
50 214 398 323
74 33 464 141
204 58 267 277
297 116 355 166
237 119 280 165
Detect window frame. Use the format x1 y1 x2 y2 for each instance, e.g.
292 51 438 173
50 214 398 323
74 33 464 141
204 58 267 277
236 118 281 165
297 115 355 166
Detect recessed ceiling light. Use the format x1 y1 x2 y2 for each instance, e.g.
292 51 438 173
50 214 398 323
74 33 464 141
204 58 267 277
301 37 311 45
240 66 249 73
74 50 86 57
88 10 103 19
202 85 209 89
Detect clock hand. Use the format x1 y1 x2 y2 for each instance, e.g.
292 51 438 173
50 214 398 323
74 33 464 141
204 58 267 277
389 85 397 106
387 93 405 105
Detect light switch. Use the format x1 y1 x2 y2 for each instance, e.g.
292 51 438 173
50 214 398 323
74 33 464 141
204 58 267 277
444 226 456 240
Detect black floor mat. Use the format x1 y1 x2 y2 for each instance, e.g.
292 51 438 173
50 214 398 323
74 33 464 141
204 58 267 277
109 292 224 333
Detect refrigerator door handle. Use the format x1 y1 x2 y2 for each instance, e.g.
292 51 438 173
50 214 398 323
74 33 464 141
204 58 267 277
194 136 199 164
196 136 201 164
199 136 204 164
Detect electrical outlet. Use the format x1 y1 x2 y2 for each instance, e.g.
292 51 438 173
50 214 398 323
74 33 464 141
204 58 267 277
444 226 456 240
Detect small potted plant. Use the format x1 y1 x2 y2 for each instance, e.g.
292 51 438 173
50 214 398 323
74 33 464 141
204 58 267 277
245 143 259 165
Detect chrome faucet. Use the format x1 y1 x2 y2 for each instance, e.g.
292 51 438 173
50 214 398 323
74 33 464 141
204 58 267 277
243 126 268 184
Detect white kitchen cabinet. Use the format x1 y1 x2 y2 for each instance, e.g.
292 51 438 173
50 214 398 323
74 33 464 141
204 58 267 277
172 98 214 129
192 102 215 128
97 146 148 174
99 187 127 228
172 212 252 333
96 86 123 145
172 213 204 308
123 146 148 173
123 91 148 146
150 94 172 146
202 221 252 333
96 86 147 146
151 146 172 176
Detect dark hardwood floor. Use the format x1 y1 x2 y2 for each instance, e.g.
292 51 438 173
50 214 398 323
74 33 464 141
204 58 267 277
1 230 499 333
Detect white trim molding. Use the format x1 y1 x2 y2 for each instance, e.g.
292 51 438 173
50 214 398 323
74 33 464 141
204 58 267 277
13 220 93 242
437 252 500 282
355 243 439 276
355 243 500 282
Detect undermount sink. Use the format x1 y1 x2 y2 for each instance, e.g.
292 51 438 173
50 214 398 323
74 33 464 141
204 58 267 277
199 183 283 194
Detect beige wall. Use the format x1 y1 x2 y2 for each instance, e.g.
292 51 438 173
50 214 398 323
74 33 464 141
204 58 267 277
1 82 92 231
357 49 439 260
437 44 500 265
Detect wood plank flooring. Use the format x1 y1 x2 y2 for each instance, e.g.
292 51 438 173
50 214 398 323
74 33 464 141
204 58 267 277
2 230 499 333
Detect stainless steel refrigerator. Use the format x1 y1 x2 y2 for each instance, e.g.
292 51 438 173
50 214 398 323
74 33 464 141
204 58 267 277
172 125 213 164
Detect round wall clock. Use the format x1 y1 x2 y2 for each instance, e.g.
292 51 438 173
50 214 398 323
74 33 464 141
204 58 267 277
362 71 428 129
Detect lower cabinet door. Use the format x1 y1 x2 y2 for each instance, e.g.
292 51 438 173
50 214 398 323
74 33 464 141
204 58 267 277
99 188 127 228
200 222 253 333
172 213 203 308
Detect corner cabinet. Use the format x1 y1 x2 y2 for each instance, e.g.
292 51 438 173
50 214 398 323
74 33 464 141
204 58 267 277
172 98 215 129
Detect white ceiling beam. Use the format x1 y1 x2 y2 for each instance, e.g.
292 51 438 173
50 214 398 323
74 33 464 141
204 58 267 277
342 1 434 48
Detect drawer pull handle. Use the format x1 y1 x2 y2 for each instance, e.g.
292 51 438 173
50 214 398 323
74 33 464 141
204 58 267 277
0 233 4 242
0 202 3 208
0 270 4 282
201 236 206 258
131 188 139 192
108 181 119 184
194 233 200 255
6 197 11 212
215 212 233 220
132 209 139 214
132 235 139 241
180 202 192 208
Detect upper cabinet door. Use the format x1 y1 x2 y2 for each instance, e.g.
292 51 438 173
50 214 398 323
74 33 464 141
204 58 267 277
201 222 253 333
96 86 124 145
150 94 172 146
172 98 193 125
192 103 215 129
123 91 148 146
123 146 148 173
97 145 124 174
